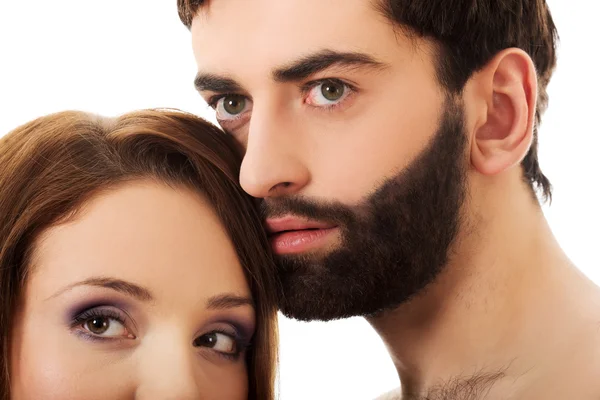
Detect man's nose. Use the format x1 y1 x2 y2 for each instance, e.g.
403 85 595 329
239 107 310 199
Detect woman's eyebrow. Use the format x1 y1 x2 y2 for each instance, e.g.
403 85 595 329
206 293 254 310
47 276 154 302
48 278 254 310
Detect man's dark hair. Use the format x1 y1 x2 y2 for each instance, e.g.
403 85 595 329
177 0 558 201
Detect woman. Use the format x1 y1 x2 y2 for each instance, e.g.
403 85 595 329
0 109 278 399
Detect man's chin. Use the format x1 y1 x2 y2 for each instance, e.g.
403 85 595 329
275 271 377 321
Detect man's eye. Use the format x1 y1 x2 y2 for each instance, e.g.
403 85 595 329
306 79 352 107
214 95 251 120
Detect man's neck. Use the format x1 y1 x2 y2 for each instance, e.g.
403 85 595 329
367 178 600 399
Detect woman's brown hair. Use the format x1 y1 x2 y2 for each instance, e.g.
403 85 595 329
0 109 279 399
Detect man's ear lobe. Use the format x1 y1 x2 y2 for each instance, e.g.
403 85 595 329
470 49 538 176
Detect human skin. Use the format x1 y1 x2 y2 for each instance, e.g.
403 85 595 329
188 0 600 398
11 181 254 400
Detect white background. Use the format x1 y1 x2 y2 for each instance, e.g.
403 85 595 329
0 1 598 399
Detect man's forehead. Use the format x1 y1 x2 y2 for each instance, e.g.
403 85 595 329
190 0 387 49
193 0 380 19
190 0 404 78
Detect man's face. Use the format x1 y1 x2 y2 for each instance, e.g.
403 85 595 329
191 0 468 320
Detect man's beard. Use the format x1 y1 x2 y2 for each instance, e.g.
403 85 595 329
262 97 468 321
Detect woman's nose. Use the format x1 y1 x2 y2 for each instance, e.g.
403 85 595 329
134 335 202 400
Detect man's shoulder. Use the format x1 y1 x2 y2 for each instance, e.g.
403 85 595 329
374 387 402 400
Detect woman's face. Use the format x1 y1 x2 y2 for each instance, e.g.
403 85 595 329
10 180 255 400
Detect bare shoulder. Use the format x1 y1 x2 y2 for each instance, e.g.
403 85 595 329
374 387 402 400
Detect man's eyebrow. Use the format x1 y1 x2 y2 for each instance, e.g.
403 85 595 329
48 277 154 302
273 49 389 82
194 50 388 94
206 293 254 310
194 73 245 93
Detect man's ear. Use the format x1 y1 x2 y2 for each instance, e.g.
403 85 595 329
469 48 538 176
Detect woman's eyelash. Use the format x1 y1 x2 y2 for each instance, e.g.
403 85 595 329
69 307 130 343
206 328 252 362
71 307 125 328
69 307 253 360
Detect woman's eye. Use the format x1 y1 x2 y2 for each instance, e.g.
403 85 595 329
306 79 352 107
83 317 130 338
214 95 252 121
194 332 237 355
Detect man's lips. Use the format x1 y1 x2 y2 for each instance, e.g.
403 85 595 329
265 216 338 255
265 216 337 234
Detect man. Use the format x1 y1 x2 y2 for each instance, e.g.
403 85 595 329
178 1 600 398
